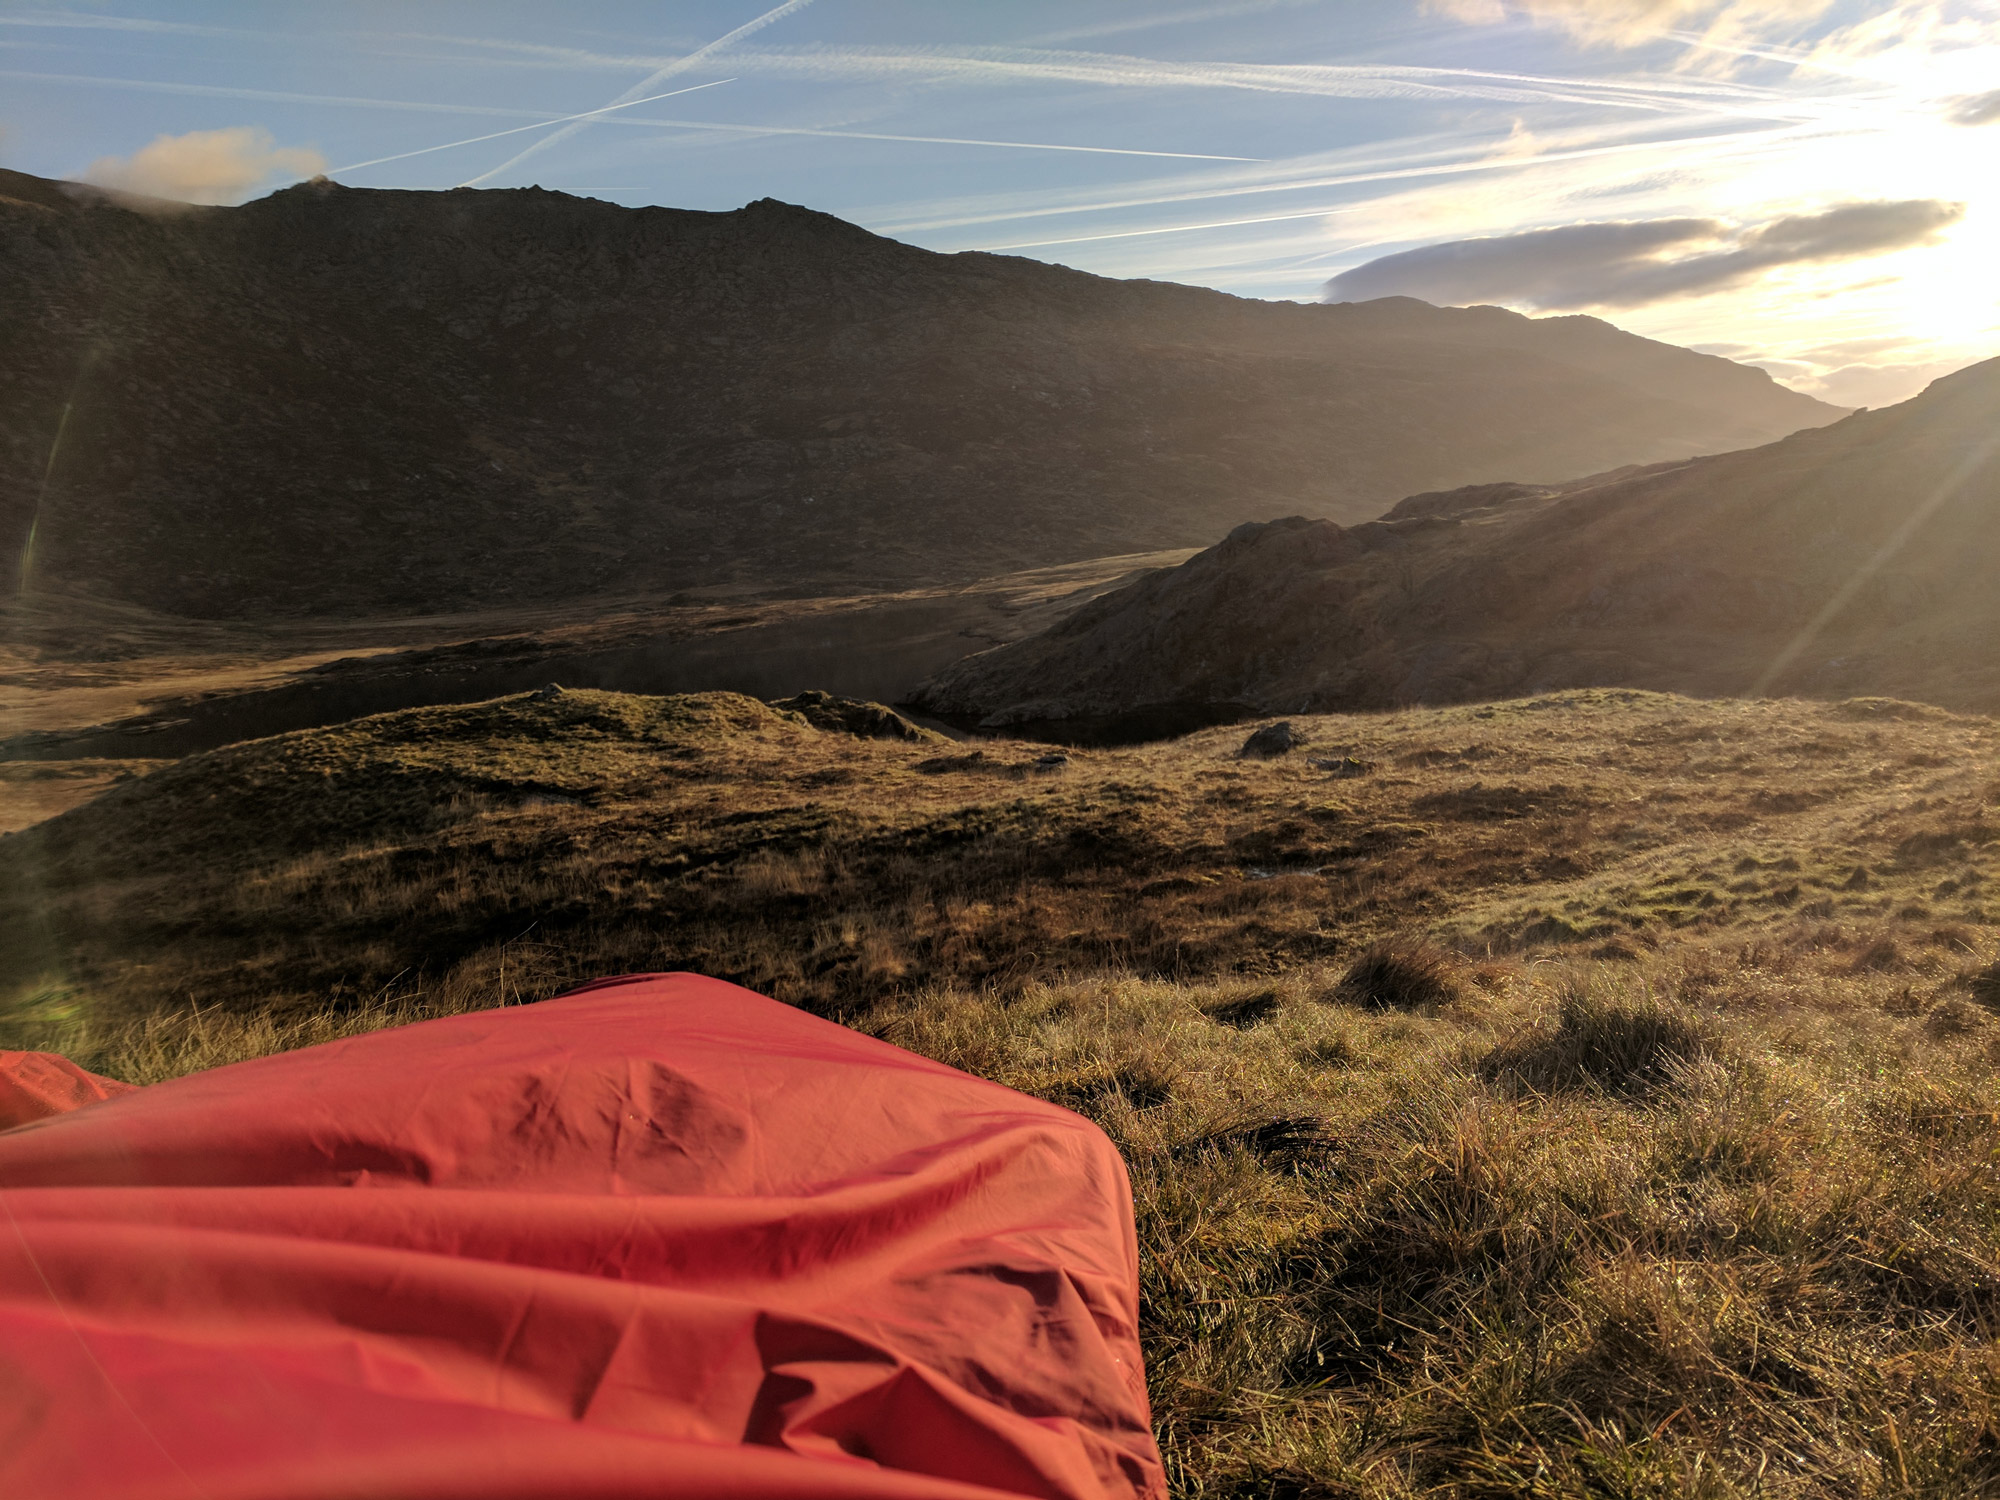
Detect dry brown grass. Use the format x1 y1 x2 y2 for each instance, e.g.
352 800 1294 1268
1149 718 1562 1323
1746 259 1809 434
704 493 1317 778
1483 976 1716 1097
6 686 2000 1496
1334 939 1466 1011
7 685 1995 1029
874 958 2000 1499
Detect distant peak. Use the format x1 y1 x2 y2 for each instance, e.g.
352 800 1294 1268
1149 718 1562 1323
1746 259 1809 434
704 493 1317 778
731 196 888 244
739 197 853 224
1924 353 2000 397
741 197 830 218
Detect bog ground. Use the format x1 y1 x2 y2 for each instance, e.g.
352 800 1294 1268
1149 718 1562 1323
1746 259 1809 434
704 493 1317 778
0 548 1189 805
6 687 2000 1496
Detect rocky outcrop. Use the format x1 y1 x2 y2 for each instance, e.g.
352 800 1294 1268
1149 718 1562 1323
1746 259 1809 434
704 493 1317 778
770 690 939 742
2 169 1839 619
1238 721 1301 758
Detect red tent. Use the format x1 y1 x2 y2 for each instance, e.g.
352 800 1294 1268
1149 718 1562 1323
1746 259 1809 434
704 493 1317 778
0 974 1164 1500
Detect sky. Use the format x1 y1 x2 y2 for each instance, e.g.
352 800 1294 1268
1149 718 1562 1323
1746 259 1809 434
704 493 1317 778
3 0 1996 406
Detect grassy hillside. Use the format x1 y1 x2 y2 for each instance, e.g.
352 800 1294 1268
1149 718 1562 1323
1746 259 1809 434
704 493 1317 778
918 359 2000 734
7 687 2000 1496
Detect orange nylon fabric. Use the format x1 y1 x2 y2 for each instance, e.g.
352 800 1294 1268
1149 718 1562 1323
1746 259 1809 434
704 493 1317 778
0 974 1163 1500
0 1049 139 1129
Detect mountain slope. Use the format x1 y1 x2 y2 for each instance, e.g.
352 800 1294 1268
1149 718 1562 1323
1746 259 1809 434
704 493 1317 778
915 358 2000 733
2 168 1838 618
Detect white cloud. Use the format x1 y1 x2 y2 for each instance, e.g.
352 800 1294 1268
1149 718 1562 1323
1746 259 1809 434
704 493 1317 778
1323 199 1964 308
1950 86 2000 121
77 125 324 205
1425 0 1839 47
1794 354 1984 405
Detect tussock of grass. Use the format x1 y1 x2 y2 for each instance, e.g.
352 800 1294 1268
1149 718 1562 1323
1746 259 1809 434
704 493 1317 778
1175 1112 1329 1171
1332 939 1464 1012
1924 995 1990 1039
1972 959 2000 1009
1205 988 1283 1028
1484 979 1716 1097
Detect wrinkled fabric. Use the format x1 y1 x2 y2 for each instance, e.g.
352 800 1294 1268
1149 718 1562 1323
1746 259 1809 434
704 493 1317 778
0 974 1163 1500
0 1049 138 1129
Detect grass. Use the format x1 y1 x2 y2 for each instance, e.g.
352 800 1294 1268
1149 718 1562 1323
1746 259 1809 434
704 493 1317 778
1483 979 1716 1098
879 960 2000 1498
9 686 1996 1027
1336 939 1467 1011
7 685 2000 1495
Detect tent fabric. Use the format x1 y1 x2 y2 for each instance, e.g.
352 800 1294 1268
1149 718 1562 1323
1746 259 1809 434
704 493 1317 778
0 974 1164 1500
0 1048 139 1129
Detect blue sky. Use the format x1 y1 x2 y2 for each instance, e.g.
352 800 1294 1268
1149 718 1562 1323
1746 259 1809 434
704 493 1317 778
4 1 1996 404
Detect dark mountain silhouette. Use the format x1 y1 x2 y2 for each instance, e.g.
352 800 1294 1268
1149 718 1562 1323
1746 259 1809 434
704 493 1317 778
915 358 2000 737
2 168 1839 619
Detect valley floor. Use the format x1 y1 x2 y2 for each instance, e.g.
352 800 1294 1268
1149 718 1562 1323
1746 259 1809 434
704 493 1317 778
0 548 1191 822
5 687 2000 1497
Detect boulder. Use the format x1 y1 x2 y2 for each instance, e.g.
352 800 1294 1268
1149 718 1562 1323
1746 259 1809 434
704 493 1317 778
1240 722 1300 758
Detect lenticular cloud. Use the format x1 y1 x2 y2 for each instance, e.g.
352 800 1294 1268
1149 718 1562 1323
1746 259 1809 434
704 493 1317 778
1322 199 1963 311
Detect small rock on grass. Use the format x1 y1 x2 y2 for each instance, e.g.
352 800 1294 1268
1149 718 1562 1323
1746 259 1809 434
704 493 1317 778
1309 755 1375 778
1240 722 1300 758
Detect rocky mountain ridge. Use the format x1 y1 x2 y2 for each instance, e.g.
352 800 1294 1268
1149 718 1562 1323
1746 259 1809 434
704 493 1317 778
2 168 1838 618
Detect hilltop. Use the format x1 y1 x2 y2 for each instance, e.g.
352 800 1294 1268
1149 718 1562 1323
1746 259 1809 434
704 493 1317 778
5 684 1994 1023
917 357 2000 736
2 168 1837 618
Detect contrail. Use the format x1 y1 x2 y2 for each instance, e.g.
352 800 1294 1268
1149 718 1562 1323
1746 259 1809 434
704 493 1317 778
1025 0 1317 47
1749 430 2000 699
0 67 569 119
665 43 1795 113
1661 28 1893 84
4 67 1251 168
460 0 818 187
0 11 246 36
979 203 1362 251
886 119 1817 236
327 80 734 174
610 116 1264 162
376 31 1794 111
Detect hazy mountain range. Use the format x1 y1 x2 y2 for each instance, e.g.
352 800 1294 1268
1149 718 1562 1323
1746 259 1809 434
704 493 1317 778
2 168 1839 619
916 357 2000 738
